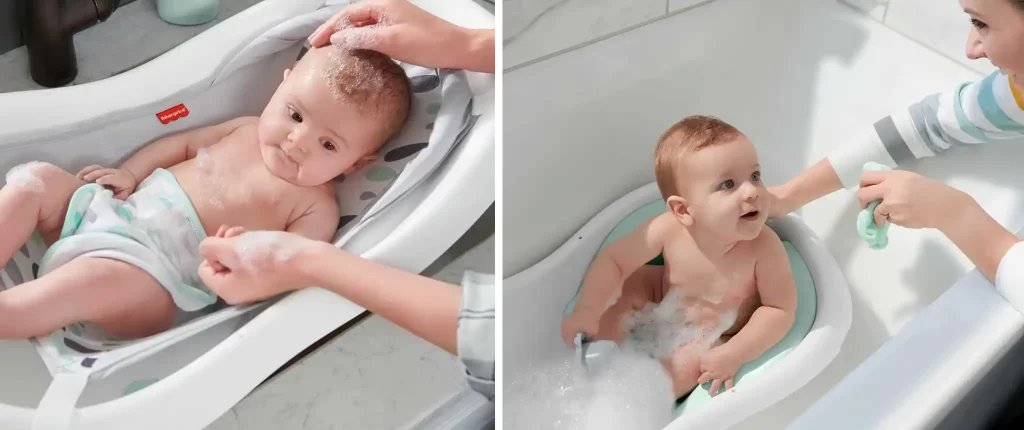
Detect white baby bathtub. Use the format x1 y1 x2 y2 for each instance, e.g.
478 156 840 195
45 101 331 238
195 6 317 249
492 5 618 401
503 182 852 429
0 0 494 429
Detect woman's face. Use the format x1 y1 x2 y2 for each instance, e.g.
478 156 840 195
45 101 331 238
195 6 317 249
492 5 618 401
962 0 1024 85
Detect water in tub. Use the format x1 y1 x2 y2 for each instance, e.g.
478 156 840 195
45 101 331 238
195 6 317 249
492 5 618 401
506 289 732 429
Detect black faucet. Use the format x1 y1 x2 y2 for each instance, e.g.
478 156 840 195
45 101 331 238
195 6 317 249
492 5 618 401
22 0 121 88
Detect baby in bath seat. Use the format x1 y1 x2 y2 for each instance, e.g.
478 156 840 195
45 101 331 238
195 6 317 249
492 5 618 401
561 115 798 399
0 45 410 341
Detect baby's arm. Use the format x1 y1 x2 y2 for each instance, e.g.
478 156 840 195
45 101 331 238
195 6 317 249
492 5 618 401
720 229 797 362
571 214 669 322
284 192 341 243
118 117 254 181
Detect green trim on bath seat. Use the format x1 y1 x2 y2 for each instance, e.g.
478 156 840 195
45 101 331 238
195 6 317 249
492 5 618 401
561 199 818 419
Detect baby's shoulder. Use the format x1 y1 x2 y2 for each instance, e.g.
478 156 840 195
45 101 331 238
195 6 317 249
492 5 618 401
220 116 259 139
301 181 339 211
750 225 786 259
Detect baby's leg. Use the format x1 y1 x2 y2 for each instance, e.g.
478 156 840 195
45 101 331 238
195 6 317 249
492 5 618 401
0 257 175 339
0 163 85 267
593 265 664 341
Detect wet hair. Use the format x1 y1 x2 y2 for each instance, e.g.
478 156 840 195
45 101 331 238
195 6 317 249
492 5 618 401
300 46 412 150
653 115 742 200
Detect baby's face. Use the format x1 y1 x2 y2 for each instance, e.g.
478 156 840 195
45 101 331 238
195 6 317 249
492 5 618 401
674 135 769 241
256 49 386 187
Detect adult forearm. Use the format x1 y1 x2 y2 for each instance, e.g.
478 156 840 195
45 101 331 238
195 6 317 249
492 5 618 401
722 306 794 363
939 194 1020 284
777 158 843 214
455 28 494 73
298 245 461 355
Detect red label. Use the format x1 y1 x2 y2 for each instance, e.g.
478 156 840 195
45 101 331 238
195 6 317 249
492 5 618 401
156 103 190 124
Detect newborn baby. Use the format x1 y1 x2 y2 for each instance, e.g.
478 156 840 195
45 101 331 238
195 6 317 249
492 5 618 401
561 115 797 398
0 45 410 340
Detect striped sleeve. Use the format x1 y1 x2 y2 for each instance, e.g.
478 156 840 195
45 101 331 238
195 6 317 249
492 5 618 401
457 271 495 401
828 71 1024 188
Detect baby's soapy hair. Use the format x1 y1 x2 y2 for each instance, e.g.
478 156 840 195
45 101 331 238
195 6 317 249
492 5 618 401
318 47 412 150
654 115 742 200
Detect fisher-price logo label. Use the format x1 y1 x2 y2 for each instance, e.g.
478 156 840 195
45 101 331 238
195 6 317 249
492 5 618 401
157 103 189 124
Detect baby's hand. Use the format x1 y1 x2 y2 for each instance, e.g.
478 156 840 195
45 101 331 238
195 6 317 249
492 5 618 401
77 165 137 200
215 225 246 238
698 345 743 396
560 309 600 347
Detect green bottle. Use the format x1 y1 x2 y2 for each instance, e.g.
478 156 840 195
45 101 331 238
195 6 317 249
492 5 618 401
156 0 220 26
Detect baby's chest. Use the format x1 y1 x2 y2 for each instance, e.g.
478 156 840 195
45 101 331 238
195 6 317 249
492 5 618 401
665 254 757 303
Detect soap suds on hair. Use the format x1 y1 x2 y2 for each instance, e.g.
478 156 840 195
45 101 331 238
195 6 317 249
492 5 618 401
321 48 385 101
234 231 314 273
331 13 391 50
6 162 47 193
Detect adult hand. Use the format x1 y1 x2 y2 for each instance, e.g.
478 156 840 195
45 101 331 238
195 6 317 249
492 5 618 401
197 228 327 305
308 0 493 72
857 170 971 230
765 185 793 219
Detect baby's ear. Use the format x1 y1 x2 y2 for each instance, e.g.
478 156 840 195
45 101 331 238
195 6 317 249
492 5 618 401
345 153 379 173
666 195 694 226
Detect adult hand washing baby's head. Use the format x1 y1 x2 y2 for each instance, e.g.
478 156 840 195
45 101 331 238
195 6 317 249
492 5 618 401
308 0 495 73
198 228 324 305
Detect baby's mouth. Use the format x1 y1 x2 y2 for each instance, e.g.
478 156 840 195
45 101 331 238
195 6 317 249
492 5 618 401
741 210 760 220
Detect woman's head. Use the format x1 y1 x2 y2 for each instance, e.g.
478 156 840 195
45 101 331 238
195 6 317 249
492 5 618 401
962 0 1024 84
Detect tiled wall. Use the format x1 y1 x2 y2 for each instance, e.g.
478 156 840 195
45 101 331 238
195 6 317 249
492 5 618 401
841 0 995 75
504 0 712 70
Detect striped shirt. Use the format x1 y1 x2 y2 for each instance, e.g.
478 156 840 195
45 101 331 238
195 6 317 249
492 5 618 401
457 271 495 401
828 71 1024 188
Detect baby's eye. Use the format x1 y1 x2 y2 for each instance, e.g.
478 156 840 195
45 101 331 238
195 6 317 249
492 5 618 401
719 180 735 190
289 108 303 122
750 171 761 182
322 140 336 151
971 18 988 29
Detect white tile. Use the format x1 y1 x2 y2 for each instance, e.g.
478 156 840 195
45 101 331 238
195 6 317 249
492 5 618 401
504 0 666 69
669 0 714 13
884 0 996 75
839 0 888 21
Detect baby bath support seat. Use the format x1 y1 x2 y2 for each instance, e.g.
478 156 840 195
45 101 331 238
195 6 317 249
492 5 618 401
0 0 495 429
503 182 851 429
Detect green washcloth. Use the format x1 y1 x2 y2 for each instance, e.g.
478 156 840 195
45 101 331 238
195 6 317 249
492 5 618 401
857 162 891 249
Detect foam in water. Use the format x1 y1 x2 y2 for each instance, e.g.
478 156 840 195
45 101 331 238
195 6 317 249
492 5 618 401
233 231 313 273
5 161 46 193
507 288 741 429
505 350 675 430
625 288 737 359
